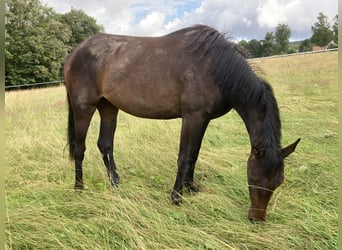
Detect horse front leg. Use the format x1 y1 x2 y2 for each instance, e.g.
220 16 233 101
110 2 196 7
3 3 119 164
171 113 209 204
184 163 200 193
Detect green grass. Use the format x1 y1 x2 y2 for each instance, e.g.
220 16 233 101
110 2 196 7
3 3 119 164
5 51 337 249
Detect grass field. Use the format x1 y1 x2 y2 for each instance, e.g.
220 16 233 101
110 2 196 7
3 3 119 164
5 51 337 249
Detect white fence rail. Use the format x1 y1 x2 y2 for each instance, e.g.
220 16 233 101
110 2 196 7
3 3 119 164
248 48 338 61
5 80 63 91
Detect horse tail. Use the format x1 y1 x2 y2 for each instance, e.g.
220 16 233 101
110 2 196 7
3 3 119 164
67 93 76 160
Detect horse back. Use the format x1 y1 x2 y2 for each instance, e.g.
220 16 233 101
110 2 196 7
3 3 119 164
64 32 226 119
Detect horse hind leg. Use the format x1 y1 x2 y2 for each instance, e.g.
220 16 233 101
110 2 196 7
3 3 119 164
70 103 97 190
97 98 120 186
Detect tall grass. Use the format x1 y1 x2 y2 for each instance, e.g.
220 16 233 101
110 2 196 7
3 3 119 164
5 52 337 249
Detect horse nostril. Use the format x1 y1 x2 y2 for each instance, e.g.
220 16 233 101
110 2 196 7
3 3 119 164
248 210 266 223
248 216 256 223
248 216 265 223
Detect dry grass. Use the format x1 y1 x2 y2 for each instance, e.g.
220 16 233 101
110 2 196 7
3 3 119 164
5 51 337 249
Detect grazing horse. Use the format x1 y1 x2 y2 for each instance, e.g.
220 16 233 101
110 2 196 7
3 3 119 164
64 25 300 221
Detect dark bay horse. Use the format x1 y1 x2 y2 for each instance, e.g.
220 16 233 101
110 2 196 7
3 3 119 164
64 25 300 221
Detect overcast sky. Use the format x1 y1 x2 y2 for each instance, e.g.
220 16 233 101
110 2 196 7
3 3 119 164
40 0 337 41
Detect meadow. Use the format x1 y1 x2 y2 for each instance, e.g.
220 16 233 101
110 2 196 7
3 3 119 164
5 51 337 249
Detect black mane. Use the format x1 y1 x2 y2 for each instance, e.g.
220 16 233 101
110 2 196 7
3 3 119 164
182 25 264 107
182 25 282 171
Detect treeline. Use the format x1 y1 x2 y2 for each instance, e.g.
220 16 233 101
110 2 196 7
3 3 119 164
5 0 103 87
238 12 338 58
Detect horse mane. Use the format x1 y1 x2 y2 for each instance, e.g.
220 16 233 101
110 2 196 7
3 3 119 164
258 81 283 174
180 25 282 173
179 25 263 106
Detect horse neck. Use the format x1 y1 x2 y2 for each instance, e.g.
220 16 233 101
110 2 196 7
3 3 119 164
235 94 281 150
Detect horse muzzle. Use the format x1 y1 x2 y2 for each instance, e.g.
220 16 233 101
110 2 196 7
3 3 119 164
248 208 266 222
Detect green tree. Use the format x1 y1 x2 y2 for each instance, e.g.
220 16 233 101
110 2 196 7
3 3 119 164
237 40 251 58
60 8 104 51
261 32 276 56
5 0 71 86
332 14 338 45
311 12 333 47
275 23 291 54
247 39 262 58
299 39 312 52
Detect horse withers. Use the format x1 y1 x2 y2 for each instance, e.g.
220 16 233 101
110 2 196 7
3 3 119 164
64 25 300 222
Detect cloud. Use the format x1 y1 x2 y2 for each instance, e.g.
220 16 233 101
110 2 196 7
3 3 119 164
136 11 166 35
256 0 337 40
242 17 252 27
99 0 201 35
168 0 262 39
40 0 338 40
256 0 298 28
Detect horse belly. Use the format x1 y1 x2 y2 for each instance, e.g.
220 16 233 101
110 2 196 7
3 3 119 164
104 81 182 119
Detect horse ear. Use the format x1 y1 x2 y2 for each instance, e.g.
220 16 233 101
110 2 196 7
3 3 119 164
252 147 265 159
281 138 301 159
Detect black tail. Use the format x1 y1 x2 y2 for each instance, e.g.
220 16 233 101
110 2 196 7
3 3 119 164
67 94 75 160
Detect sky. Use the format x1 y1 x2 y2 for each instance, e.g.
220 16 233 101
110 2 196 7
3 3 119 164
40 0 338 41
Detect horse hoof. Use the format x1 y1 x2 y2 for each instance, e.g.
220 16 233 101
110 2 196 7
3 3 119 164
171 191 183 205
108 172 120 187
185 182 200 193
74 182 84 190
110 177 120 187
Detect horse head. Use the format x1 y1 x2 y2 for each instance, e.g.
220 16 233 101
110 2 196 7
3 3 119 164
247 138 300 221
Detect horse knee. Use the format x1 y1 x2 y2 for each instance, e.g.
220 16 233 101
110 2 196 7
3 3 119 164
74 144 86 162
